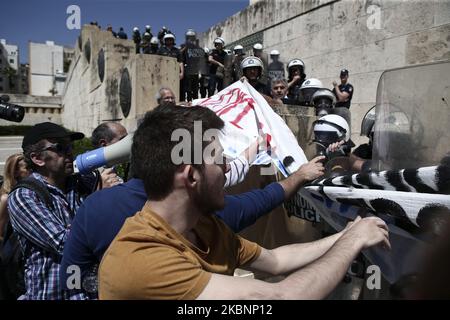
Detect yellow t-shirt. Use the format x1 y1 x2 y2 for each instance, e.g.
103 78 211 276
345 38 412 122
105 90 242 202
98 201 261 300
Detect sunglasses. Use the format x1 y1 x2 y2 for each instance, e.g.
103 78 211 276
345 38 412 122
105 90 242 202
39 143 73 155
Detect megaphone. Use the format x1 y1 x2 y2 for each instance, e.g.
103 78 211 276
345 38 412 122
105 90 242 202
73 134 133 174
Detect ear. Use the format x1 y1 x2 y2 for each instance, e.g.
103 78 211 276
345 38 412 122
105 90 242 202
99 139 108 147
30 152 46 168
179 165 200 190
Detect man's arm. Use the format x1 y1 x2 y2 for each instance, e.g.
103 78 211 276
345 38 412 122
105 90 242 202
332 82 350 102
208 55 224 68
197 217 390 299
278 156 325 199
217 156 325 232
7 188 69 255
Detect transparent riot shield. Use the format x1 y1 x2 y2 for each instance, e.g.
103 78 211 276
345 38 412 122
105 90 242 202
373 61 450 171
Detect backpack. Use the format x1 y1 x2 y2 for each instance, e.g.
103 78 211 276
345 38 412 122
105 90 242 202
0 177 54 299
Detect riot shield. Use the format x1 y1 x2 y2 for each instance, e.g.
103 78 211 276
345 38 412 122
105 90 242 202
184 44 207 76
373 61 450 171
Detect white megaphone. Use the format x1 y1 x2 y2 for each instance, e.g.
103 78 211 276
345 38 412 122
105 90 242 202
73 133 133 174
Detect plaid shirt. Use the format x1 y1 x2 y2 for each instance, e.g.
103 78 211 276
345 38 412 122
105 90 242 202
7 172 87 300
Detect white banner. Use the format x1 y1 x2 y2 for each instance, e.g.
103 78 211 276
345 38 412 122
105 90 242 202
193 80 308 177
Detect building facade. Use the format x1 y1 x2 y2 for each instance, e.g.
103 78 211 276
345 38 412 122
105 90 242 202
29 41 68 96
0 39 20 93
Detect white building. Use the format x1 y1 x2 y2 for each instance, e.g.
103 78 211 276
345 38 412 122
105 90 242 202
0 39 20 93
29 41 66 96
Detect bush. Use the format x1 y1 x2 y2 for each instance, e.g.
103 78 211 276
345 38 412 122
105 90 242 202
73 137 93 157
0 125 33 136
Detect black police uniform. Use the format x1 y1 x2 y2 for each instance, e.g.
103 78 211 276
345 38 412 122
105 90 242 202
182 43 206 101
333 83 354 108
208 49 227 97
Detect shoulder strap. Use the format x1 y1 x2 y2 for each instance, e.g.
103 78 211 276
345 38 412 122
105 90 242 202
10 177 54 211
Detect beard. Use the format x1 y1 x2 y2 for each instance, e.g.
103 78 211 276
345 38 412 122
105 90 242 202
192 171 225 215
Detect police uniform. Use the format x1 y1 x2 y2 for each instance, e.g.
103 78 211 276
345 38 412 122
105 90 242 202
182 43 207 101
157 46 182 61
333 83 354 108
208 49 227 97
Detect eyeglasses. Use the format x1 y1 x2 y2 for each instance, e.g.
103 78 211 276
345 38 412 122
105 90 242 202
39 143 73 155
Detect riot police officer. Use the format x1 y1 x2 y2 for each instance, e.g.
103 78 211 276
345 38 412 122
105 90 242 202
142 25 153 41
141 32 152 54
182 29 207 101
267 50 285 84
252 43 269 86
148 37 159 54
208 37 227 96
286 59 307 102
132 27 141 54
311 89 337 116
158 33 184 83
240 56 269 95
232 45 245 82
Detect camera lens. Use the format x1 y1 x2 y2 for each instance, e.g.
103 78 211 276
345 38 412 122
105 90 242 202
0 98 25 123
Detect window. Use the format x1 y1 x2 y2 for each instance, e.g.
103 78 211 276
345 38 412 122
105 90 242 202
0 86 3 91
0 77 3 82
10 59 14 63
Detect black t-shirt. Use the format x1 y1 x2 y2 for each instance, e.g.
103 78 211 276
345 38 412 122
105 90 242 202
157 46 182 62
352 143 372 160
333 83 354 108
209 49 227 75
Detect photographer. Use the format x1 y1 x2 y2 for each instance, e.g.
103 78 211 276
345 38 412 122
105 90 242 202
7 122 90 299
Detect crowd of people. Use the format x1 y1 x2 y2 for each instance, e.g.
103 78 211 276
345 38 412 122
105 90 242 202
96 24 353 109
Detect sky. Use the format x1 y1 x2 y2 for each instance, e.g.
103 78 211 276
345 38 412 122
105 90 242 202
0 0 249 63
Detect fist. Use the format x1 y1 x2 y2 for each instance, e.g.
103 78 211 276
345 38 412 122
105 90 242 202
296 156 325 182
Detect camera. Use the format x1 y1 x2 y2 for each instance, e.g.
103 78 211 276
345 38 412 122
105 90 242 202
0 95 25 122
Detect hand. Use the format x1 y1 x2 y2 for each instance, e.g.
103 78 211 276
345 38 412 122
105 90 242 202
341 216 362 233
295 156 325 182
179 72 184 80
240 76 248 82
326 140 345 154
100 168 122 189
293 75 301 82
332 80 338 87
343 216 391 250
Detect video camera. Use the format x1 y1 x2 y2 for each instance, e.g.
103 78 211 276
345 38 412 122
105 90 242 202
0 95 25 123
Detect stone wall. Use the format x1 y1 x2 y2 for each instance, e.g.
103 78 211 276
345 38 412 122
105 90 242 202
61 25 179 136
200 0 450 145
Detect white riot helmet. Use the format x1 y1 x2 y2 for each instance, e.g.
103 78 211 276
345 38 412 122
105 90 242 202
287 59 305 73
233 45 244 54
241 56 264 73
163 33 175 41
224 49 232 55
133 27 139 32
150 36 159 45
312 89 337 109
185 29 196 37
145 25 151 29
313 114 351 146
214 37 225 46
270 49 280 56
300 78 323 105
361 106 376 137
253 43 263 50
203 47 210 54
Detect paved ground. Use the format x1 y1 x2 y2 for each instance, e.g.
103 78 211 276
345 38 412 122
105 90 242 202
0 136 23 174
